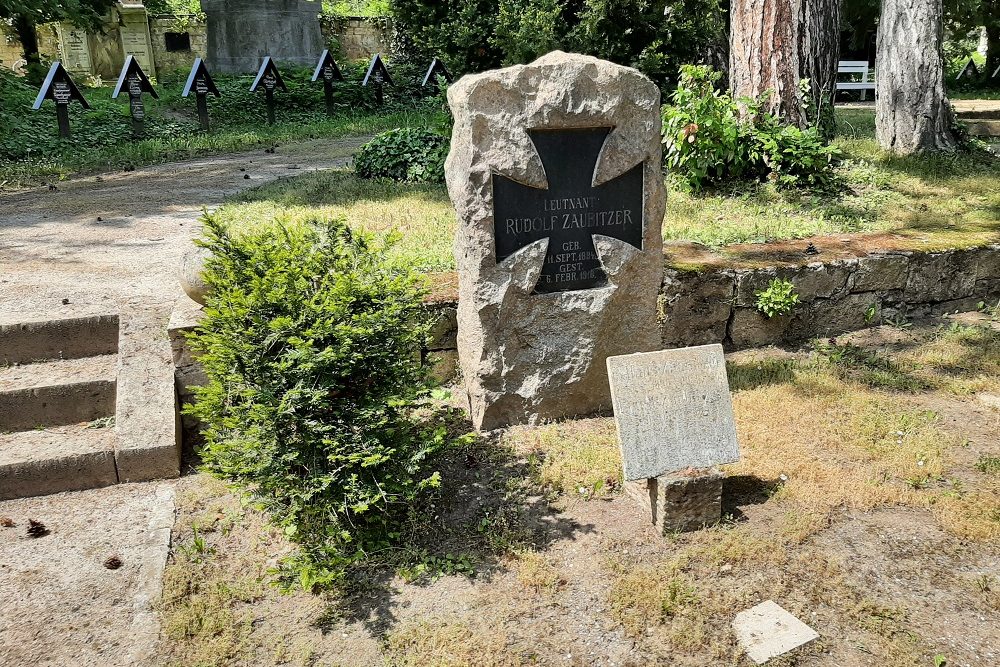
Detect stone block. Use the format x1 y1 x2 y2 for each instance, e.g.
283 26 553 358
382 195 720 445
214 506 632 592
427 305 458 350
811 292 879 337
427 349 459 384
905 251 977 303
852 253 909 292
734 263 850 307
660 269 734 347
728 308 799 349
625 468 724 533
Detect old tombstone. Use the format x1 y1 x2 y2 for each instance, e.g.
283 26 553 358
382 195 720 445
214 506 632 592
201 0 325 74
362 53 393 106
312 50 344 116
422 57 453 87
56 24 93 77
183 58 221 132
446 51 665 431
33 62 90 139
607 344 740 533
117 4 155 74
113 55 158 139
250 57 287 125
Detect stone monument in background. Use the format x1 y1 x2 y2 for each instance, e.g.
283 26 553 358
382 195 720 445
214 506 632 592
446 51 666 431
201 0 324 74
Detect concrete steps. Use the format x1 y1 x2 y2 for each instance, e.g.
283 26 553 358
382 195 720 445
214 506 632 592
956 109 1000 137
0 310 180 500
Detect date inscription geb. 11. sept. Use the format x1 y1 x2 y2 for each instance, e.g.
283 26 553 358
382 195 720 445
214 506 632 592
492 127 643 294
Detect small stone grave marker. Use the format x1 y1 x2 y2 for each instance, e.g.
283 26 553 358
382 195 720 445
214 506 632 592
446 51 665 430
250 57 287 125
33 61 90 138
312 49 344 116
182 58 220 132
733 600 819 664
112 55 158 138
607 344 740 532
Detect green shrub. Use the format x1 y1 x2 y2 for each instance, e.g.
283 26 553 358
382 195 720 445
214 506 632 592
755 278 800 318
354 127 448 183
187 214 445 589
661 65 840 191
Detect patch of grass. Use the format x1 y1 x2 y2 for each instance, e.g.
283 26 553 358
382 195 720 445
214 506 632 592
384 618 513 667
503 418 622 499
664 108 1000 253
512 550 564 594
214 170 456 272
976 455 1000 475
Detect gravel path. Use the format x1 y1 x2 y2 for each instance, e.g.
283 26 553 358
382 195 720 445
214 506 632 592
0 136 366 324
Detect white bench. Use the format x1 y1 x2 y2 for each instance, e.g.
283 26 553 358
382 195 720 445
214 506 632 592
836 60 875 101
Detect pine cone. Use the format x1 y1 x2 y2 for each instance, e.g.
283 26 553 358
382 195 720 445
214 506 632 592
26 519 49 538
0 517 14 528
104 555 123 570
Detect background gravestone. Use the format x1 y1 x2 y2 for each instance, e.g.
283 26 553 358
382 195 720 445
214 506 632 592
446 51 666 431
201 0 324 74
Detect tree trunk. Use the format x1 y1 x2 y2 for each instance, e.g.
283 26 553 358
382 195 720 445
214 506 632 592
730 0 806 127
985 4 1000 82
876 0 957 153
799 0 842 139
13 14 43 84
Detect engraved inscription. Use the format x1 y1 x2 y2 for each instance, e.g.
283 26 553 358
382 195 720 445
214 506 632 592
492 127 643 293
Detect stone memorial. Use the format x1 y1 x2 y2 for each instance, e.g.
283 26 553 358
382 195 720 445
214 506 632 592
33 62 90 139
118 4 155 74
201 0 324 74
446 51 665 431
56 24 93 76
607 344 740 532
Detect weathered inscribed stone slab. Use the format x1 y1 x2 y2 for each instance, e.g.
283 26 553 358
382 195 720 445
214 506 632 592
446 51 665 431
733 600 819 664
607 344 739 481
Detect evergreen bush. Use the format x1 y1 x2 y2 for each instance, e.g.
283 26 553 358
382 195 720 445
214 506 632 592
354 127 448 183
187 214 445 589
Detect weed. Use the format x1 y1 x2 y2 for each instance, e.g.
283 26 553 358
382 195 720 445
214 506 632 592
755 278 800 318
976 455 1000 475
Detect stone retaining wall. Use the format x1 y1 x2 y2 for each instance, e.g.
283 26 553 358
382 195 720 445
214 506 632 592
169 244 1000 448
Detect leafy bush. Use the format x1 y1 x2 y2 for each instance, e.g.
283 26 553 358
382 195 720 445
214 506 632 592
755 278 800 318
662 65 840 190
393 0 726 88
354 127 448 183
187 215 445 588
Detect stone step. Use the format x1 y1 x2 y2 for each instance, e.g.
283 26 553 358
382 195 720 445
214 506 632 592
0 355 117 432
0 312 118 364
959 118 1000 137
957 110 1000 120
0 423 119 501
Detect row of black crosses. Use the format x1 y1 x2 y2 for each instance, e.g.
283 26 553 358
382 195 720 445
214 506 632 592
32 52 453 139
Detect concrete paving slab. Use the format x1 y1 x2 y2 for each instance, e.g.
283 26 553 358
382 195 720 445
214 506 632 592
0 481 176 667
733 600 819 664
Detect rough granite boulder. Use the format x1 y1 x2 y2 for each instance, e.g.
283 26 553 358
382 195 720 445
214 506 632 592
446 51 666 431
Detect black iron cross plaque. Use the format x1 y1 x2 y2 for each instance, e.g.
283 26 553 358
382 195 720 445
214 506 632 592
492 127 643 294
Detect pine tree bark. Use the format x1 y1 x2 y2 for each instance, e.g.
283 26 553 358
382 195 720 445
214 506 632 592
730 0 806 127
876 0 957 153
799 0 841 139
730 0 840 135
13 14 43 83
985 3 1000 81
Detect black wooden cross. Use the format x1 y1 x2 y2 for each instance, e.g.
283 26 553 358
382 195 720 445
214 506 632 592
492 127 644 294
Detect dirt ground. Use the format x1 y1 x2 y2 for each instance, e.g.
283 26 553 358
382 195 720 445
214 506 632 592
152 318 999 667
